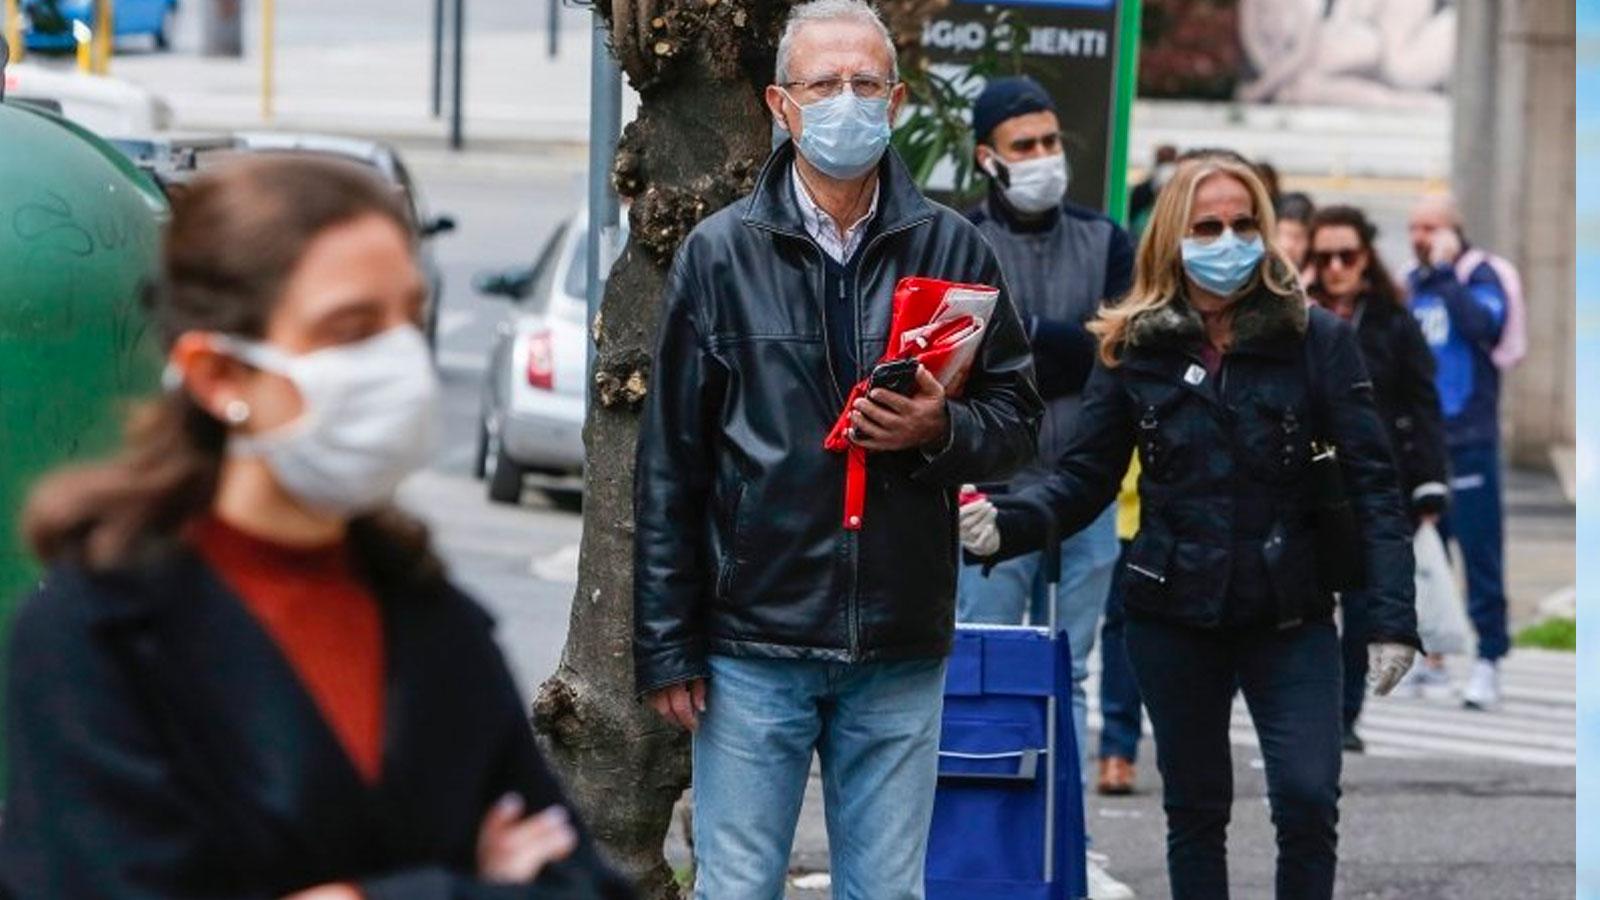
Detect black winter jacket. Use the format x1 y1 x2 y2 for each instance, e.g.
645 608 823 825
632 142 1043 694
0 554 632 900
994 286 1420 646
1322 293 1450 515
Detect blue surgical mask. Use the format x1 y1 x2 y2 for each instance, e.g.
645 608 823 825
1181 231 1265 296
783 89 891 180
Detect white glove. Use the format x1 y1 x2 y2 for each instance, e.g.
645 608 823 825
958 496 1000 557
1367 642 1417 696
1428 227 1462 269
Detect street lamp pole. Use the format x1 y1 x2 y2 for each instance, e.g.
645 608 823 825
449 0 465 150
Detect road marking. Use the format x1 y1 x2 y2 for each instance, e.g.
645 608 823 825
436 349 489 374
438 310 475 338
1088 648 1576 768
531 542 581 584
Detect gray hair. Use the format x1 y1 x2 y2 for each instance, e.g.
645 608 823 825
775 0 898 85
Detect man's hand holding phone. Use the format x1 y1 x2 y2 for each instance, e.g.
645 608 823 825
849 362 949 452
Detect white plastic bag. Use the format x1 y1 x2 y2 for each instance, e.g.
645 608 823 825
1413 522 1470 655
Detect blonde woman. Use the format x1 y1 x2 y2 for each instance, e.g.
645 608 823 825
962 156 1419 899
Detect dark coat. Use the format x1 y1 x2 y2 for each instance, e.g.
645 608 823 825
995 285 1420 646
0 553 633 900
632 141 1043 695
967 190 1135 487
1340 293 1450 514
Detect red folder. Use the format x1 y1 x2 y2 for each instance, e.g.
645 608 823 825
824 277 999 531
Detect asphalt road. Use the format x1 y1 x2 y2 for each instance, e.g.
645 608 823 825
395 150 588 703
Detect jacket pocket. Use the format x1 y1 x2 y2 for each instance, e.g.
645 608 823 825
716 483 748 601
1120 529 1176 614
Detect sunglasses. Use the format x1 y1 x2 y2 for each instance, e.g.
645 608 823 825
1312 249 1364 269
1188 216 1260 243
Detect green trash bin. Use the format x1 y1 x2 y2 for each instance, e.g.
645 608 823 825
0 101 168 781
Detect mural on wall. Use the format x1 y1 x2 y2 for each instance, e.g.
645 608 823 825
1138 0 1456 108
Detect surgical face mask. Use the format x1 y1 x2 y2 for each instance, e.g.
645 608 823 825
1180 231 1265 297
215 325 440 516
985 152 1069 214
782 89 891 180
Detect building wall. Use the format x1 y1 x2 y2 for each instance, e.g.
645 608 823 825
1453 0 1576 467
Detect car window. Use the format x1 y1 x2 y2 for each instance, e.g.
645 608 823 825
560 216 629 318
524 222 571 316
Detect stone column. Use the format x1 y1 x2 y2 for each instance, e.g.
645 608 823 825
1451 0 1575 469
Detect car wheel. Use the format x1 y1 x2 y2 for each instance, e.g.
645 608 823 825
485 425 526 505
542 488 583 513
473 416 489 481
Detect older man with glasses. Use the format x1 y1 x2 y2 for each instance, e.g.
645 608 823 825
631 1 1042 896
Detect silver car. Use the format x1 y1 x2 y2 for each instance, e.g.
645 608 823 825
473 213 600 509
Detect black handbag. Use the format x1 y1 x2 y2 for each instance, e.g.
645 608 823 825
1304 337 1365 593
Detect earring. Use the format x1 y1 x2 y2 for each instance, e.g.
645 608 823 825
223 399 251 425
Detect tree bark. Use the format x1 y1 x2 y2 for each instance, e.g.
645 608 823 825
530 4 779 898
531 1 947 895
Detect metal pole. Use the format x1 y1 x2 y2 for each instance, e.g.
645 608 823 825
261 0 275 120
584 13 621 376
4 0 23 65
449 0 464 150
94 0 112 75
430 0 444 117
547 0 559 58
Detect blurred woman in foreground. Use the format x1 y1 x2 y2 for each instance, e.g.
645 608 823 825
1 156 632 900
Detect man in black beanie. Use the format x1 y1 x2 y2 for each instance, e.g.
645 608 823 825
956 73 1136 900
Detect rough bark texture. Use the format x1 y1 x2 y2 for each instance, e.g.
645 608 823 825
531 3 947 896
529 5 780 898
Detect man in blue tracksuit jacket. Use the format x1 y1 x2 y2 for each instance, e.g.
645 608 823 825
1406 194 1511 709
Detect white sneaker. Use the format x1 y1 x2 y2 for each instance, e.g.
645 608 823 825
1086 851 1136 900
1392 659 1451 699
1462 659 1501 710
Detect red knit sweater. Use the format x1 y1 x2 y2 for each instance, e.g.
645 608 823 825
192 516 386 785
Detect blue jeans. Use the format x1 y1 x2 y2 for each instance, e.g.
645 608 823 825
691 655 947 900
957 504 1119 784
1126 618 1343 900
1440 440 1509 661
1098 540 1144 761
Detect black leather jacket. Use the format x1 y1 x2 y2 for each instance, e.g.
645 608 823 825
995 287 1420 646
632 143 1043 694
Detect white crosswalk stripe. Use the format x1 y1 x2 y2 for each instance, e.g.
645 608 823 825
1087 648 1575 768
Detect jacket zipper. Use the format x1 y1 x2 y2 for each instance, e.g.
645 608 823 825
749 215 932 663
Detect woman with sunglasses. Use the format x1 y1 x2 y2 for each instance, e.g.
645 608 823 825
961 155 1420 899
2 156 632 900
1306 205 1449 753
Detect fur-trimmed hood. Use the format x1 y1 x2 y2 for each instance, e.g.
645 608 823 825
1127 282 1309 354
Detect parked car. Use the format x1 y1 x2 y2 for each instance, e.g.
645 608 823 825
474 211 614 509
3 63 172 133
22 0 178 51
230 132 456 347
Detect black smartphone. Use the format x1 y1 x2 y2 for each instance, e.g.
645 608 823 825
868 358 920 396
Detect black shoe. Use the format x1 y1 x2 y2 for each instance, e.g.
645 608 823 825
1342 726 1366 754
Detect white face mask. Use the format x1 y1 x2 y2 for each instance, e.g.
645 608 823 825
215 325 440 516
986 152 1070 215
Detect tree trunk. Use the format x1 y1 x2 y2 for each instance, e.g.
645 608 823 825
530 4 780 897
532 1 946 895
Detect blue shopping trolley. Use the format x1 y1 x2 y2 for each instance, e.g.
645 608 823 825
927 497 1088 900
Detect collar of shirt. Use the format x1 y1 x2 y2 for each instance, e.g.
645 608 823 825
792 164 879 264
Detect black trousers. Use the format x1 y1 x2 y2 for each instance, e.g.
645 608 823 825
1125 617 1343 900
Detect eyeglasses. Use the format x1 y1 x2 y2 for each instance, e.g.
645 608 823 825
782 74 896 101
1188 216 1260 244
1005 132 1063 155
1312 248 1364 270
